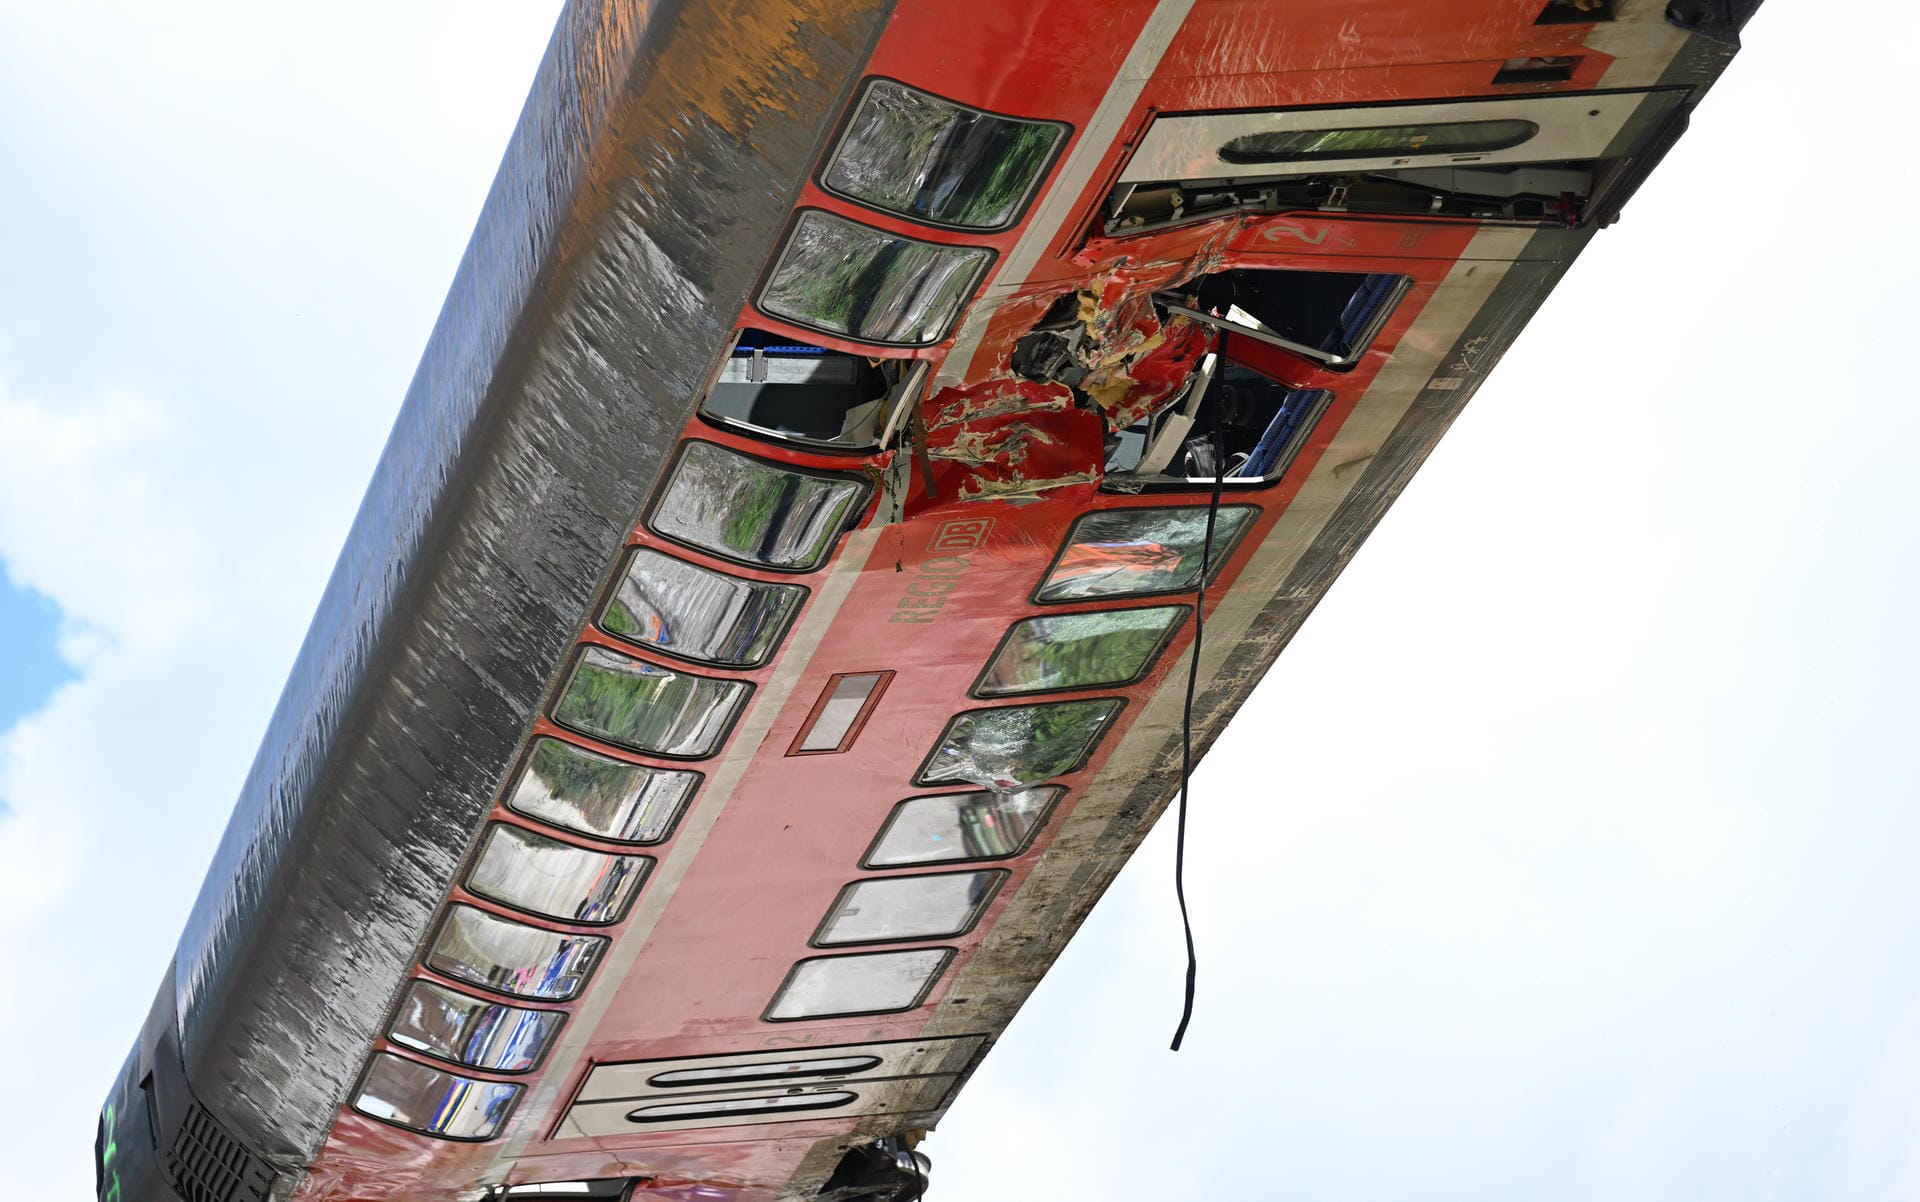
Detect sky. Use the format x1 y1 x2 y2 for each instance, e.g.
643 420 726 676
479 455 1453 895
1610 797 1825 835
0 3 1915 1201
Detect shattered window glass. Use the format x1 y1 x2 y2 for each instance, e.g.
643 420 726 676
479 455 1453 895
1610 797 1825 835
1037 506 1255 602
864 787 1060 867
1220 118 1539 164
388 980 564 1074
506 737 694 845
465 824 650 926
823 79 1065 231
759 210 992 346
353 1053 522 1140
599 548 805 668
551 646 750 759
814 870 1006 945
917 700 1121 791
977 606 1184 695
649 441 868 571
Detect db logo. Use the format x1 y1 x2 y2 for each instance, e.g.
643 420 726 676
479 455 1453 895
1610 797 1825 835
928 518 994 553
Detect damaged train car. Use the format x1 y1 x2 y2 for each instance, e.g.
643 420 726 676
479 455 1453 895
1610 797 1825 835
96 0 1760 1199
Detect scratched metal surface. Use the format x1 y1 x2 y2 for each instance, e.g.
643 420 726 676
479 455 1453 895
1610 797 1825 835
152 0 895 1175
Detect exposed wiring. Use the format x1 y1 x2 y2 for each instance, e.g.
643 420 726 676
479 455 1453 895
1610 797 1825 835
1170 382 1227 1052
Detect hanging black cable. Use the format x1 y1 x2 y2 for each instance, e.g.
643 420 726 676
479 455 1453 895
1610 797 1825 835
1171 372 1228 1052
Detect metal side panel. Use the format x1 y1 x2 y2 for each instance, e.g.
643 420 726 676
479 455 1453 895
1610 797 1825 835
161 0 896 1176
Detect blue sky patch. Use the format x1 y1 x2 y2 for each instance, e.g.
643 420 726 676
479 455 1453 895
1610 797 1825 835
0 567 73 733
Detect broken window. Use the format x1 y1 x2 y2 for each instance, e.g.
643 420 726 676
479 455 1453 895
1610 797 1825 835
699 328 927 451
1106 358 1332 489
917 700 1121 791
1161 268 1409 369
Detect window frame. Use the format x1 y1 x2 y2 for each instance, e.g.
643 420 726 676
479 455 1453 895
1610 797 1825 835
594 546 809 669
503 735 699 847
1030 505 1260 606
350 1051 525 1143
815 76 1072 234
423 903 609 1003
808 869 1010 949
697 332 932 455
385 977 568 1076
548 644 754 761
761 947 957 1022
912 698 1126 790
752 208 998 349
860 786 1064 870
642 439 874 575
463 821 654 928
970 604 1189 699
787 670 895 755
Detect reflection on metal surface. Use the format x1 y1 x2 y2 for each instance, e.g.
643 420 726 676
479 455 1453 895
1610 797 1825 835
918 700 1121 791
1221 118 1539 164
1037 506 1256 602
765 948 953 1020
352 1053 521 1140
794 671 891 753
649 441 869 571
625 1091 859 1123
647 1055 883 1088
506 738 694 845
551 647 750 758
600 549 805 667
823 80 1065 231
425 905 606 1001
978 606 1184 695
388 980 563 1074
465 824 650 925
759 210 991 346
864 787 1061 867
815 870 1006 945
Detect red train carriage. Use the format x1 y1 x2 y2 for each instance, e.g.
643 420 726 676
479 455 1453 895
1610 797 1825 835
96 0 1759 1199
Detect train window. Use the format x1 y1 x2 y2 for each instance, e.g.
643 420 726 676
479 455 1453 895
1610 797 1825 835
625 1092 859 1124
388 980 565 1074
700 329 917 451
551 647 750 759
1219 119 1538 166
814 870 1007 946
1493 55 1581 85
764 948 955 1020
917 699 1121 790
466 824 651 926
506 738 695 845
863 787 1061 867
648 1055 883 1088
426 904 608 1001
757 209 992 347
352 1053 522 1141
821 79 1066 232
599 549 805 669
1107 371 1331 489
977 606 1184 696
1164 269 1409 369
1536 0 1613 21
648 441 869 572
1037 506 1255 602
791 671 893 754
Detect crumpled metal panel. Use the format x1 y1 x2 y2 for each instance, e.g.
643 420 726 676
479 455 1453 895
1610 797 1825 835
161 0 894 1177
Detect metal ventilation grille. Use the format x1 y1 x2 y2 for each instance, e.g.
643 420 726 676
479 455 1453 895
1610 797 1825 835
163 1101 274 1202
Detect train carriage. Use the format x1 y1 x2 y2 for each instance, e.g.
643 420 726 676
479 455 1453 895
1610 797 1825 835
95 0 1759 1199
